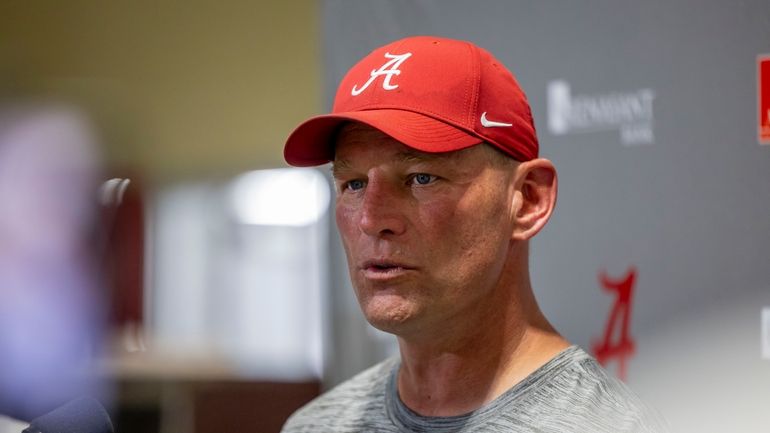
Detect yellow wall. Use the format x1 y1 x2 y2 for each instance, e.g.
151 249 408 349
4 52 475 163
0 1 321 183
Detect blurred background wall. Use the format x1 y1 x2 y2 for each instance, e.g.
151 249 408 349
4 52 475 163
0 0 321 181
0 1 768 432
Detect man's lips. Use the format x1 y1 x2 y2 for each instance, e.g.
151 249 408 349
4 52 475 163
359 259 416 279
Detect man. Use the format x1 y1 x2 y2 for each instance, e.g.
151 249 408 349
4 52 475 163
281 36 663 432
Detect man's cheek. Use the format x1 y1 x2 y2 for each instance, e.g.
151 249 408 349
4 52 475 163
336 207 359 245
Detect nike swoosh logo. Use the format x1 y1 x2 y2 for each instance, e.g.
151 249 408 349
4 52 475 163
480 112 513 128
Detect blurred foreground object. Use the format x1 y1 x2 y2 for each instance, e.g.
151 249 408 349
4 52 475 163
0 102 110 419
22 397 113 433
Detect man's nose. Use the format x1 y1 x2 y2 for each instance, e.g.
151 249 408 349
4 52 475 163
358 179 406 237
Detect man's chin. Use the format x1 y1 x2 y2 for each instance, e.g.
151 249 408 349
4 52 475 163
365 310 413 329
361 299 420 334
365 316 411 335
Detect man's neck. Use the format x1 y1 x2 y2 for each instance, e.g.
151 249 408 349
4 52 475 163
395 292 570 417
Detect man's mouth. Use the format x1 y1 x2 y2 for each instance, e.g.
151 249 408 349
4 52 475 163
360 260 414 278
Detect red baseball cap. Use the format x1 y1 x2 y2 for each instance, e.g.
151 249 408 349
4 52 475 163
284 35 538 166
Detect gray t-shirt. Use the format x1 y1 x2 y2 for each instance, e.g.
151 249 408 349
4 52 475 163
282 346 666 432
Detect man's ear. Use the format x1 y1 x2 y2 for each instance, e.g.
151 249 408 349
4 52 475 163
511 158 558 241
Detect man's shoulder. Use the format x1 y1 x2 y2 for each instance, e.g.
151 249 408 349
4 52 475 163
281 357 399 433
525 346 668 432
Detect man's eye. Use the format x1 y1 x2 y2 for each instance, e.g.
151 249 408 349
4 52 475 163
410 173 436 185
345 179 366 191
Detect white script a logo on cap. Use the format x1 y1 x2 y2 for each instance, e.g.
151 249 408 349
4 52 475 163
351 52 412 96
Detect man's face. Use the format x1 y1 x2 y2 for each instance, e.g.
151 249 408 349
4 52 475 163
332 123 520 336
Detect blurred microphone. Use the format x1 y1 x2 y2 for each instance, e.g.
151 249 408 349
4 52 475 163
21 398 113 433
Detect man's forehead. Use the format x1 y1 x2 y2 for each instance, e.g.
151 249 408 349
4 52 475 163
333 122 469 164
332 122 517 173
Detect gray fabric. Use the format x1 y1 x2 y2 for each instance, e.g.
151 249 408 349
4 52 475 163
282 346 666 432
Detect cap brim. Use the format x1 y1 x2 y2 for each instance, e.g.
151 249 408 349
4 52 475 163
284 109 483 167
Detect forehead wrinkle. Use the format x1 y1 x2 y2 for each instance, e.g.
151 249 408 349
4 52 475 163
333 145 482 177
395 144 482 165
331 149 425 178
333 122 479 175
394 149 435 164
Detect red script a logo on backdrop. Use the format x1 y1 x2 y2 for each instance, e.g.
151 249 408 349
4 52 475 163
592 267 637 381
